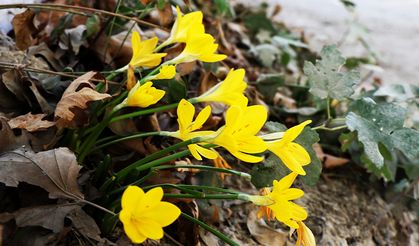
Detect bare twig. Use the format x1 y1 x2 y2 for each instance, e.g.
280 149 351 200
0 61 119 85
0 3 169 31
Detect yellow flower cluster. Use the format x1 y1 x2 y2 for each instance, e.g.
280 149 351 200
116 6 316 245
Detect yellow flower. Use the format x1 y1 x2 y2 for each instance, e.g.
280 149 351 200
212 105 268 163
169 33 227 64
119 186 181 244
296 221 316 246
150 65 177 80
266 120 312 175
194 68 248 108
130 31 167 68
265 172 307 228
125 81 165 108
158 6 205 49
126 65 136 90
168 99 218 160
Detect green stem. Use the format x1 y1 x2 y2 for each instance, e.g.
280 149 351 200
164 193 240 199
114 138 199 181
81 199 117 216
313 125 348 132
155 165 251 180
92 131 163 151
110 103 179 123
135 149 190 172
181 213 239 246
326 97 332 120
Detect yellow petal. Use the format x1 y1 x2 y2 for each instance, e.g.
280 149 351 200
137 187 163 212
230 150 263 163
195 145 218 159
289 202 308 221
188 144 203 160
274 172 298 191
281 120 312 143
126 65 136 90
121 186 144 210
136 218 164 240
287 142 311 166
236 135 267 154
122 220 147 244
177 99 195 133
142 201 181 226
281 188 305 200
155 65 176 80
191 105 211 131
297 221 316 246
271 147 307 175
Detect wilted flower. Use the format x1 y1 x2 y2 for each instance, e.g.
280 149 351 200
119 186 181 244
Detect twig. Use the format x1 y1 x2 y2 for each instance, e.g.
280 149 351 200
0 61 119 85
0 3 169 31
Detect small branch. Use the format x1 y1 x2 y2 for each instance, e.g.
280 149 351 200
80 199 117 216
0 3 169 31
0 62 119 85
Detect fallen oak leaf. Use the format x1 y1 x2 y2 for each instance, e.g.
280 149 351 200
8 113 55 132
0 147 84 200
0 117 30 153
0 203 80 233
12 9 38 50
55 71 111 128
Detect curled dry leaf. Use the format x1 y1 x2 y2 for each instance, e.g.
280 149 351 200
246 210 287 246
0 147 84 200
55 71 111 128
8 113 55 132
0 117 30 153
12 9 38 50
313 143 350 169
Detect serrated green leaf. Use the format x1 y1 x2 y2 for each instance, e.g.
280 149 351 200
346 97 419 180
251 122 321 188
391 128 419 160
304 45 360 100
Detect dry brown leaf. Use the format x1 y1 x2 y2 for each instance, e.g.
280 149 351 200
0 117 30 153
4 204 80 233
246 210 287 246
67 207 102 242
0 147 84 200
313 143 350 169
8 113 55 132
157 3 174 26
12 9 38 50
55 71 111 128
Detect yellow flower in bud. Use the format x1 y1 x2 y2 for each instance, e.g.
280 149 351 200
130 32 167 68
158 6 205 49
125 81 165 108
126 65 137 90
266 120 312 175
169 33 227 64
150 65 177 80
212 105 268 163
194 68 248 108
119 186 181 244
168 99 218 160
296 221 316 246
255 172 307 229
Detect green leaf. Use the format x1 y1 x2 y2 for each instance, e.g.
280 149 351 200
346 97 419 180
214 0 235 17
251 122 321 188
244 12 276 34
168 79 187 103
304 45 360 100
391 128 419 160
255 74 285 101
85 15 100 38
